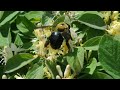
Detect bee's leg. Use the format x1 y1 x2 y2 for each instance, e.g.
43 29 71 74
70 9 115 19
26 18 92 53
44 39 49 47
66 41 70 50
66 40 73 53
66 40 74 53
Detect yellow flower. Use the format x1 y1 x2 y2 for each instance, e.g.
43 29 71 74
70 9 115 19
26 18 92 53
107 21 120 35
101 11 111 24
110 11 119 21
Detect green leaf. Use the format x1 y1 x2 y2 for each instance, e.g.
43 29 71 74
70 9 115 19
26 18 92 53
22 42 33 49
4 53 37 73
83 36 102 50
75 12 106 30
26 63 44 79
85 58 97 75
16 16 35 36
98 34 120 79
3 46 13 62
45 60 58 79
74 11 103 19
0 11 4 20
0 23 11 46
85 27 105 40
24 11 45 20
0 11 19 27
84 11 103 18
74 11 85 19
92 71 113 79
41 15 53 26
8 29 12 44
64 15 71 25
53 15 65 27
79 71 113 79
0 11 14 22
14 34 23 46
71 20 105 40
0 66 4 79
66 47 84 74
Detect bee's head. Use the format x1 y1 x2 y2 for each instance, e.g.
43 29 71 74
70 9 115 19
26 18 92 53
56 22 70 32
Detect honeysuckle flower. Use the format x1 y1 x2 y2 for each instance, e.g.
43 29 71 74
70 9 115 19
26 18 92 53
106 20 120 35
101 11 111 24
110 11 119 21
43 67 52 79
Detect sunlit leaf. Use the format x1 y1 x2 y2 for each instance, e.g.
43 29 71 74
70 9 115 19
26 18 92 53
4 53 37 73
26 63 44 79
45 60 58 79
0 23 11 46
0 11 4 20
83 36 102 50
25 11 45 20
14 34 23 46
16 16 35 36
84 58 97 75
0 11 19 27
66 47 84 74
73 12 106 30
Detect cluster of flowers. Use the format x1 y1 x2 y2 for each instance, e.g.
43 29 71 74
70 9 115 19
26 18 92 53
102 11 120 35
33 27 69 61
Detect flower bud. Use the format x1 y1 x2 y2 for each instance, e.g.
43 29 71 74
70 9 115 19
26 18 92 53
64 65 71 78
56 65 63 77
56 75 61 79
14 75 24 79
2 75 7 79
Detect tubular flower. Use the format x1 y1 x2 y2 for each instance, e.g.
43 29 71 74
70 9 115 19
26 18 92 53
101 11 111 24
110 11 119 21
33 28 51 58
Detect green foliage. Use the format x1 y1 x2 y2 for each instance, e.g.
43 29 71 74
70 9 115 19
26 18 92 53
45 60 59 79
83 36 102 50
4 53 37 73
66 47 84 74
98 34 120 79
0 11 119 79
26 63 44 79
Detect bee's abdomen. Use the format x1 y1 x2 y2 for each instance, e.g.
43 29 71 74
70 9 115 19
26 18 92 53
49 32 63 49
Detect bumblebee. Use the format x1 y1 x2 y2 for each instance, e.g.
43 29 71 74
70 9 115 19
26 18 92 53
33 22 73 60
45 22 72 51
